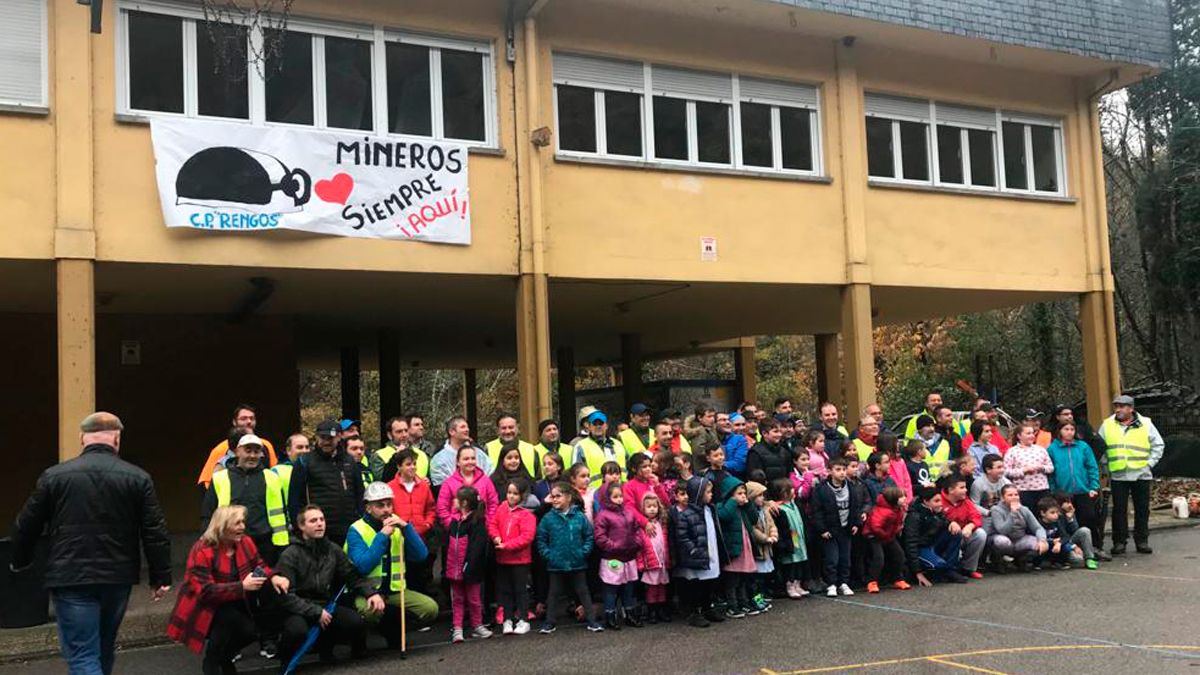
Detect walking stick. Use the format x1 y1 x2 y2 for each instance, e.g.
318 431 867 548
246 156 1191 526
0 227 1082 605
400 585 407 658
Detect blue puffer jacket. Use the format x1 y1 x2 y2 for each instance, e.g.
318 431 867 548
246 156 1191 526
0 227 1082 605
1046 439 1100 495
536 504 593 572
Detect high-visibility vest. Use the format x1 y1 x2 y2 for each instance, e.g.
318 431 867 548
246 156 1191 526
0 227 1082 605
924 439 951 479
1100 416 1153 474
344 518 405 592
618 427 654 458
534 442 563 464
359 456 373 489
852 438 876 462
272 463 293 511
678 434 692 455
574 436 627 487
213 469 289 546
373 445 431 480
486 439 540 478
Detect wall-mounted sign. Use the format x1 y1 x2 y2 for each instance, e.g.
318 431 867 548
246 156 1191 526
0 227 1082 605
700 236 717 261
151 118 471 244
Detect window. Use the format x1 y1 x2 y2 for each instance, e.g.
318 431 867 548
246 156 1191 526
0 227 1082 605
117 3 497 146
552 53 822 175
0 0 47 109
865 93 1065 196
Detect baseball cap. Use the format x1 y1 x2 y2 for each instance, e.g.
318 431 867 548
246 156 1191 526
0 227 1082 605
315 419 340 437
1023 408 1044 419
630 403 651 415
585 411 608 425
236 433 265 448
339 419 359 431
1113 394 1135 406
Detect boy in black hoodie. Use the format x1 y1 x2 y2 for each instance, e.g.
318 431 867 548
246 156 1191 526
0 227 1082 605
810 457 863 597
845 456 872 588
902 486 968 586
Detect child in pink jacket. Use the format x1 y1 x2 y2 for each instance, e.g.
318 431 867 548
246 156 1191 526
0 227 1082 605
488 477 537 635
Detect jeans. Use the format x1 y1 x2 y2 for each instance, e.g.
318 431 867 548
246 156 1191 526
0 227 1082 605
959 528 988 572
51 584 132 675
988 533 1040 558
821 527 852 585
603 581 636 614
1111 480 1152 546
918 529 962 572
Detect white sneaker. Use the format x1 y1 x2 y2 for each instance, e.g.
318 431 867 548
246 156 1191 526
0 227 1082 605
797 584 811 597
826 584 838 597
513 619 531 635
451 628 464 643
786 581 802 599
502 620 513 635
472 624 493 639
839 583 855 596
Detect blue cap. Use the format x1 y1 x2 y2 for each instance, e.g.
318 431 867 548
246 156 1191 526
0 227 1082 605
586 411 608 424
630 403 651 415
729 413 745 423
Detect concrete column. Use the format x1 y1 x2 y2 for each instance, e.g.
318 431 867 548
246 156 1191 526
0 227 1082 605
516 276 551 441
556 346 576 440
1080 291 1119 428
340 346 360 422
840 284 876 424
620 333 643 413
814 333 841 406
732 340 757 406
377 329 401 443
57 259 95 462
463 369 478 438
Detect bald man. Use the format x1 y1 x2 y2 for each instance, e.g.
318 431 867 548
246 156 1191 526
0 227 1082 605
10 412 171 675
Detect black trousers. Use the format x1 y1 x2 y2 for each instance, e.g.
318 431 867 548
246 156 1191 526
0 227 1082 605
867 538 904 584
1019 489 1050 512
675 577 715 614
1111 480 1152 546
1070 493 1103 549
495 564 531 622
203 604 257 675
278 605 364 665
546 571 593 624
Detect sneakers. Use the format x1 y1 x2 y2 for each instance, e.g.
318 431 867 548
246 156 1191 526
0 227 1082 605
752 594 771 612
1085 558 1099 570
866 581 880 594
502 620 514 635
258 642 277 659
892 580 912 590
724 606 746 619
538 623 556 635
472 625 493 639
514 620 531 635
1136 543 1154 555
585 621 605 632
604 611 622 631
826 584 838 597
839 584 855 596
687 611 711 628
703 608 726 623
944 571 969 584
451 628 465 643
786 581 803 599
796 584 811 597
966 571 984 580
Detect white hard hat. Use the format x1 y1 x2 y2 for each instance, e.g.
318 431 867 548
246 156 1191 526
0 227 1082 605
363 482 394 503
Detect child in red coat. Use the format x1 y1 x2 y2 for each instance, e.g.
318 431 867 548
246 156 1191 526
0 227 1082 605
489 478 537 635
637 492 672 623
862 486 911 593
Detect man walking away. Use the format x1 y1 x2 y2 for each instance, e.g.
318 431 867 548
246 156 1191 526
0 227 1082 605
10 412 172 675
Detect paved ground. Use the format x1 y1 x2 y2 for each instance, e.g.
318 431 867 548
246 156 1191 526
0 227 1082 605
6 524 1200 674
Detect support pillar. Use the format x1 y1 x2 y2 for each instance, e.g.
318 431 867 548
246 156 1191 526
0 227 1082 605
840 284 876 424
339 346 360 423
377 329 401 443
516 276 552 441
464 369 478 438
557 346 576 440
732 339 757 406
1080 291 1119 428
57 259 95 462
620 333 643 413
814 333 841 407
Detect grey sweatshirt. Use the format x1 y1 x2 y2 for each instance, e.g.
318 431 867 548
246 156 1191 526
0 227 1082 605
986 503 1046 541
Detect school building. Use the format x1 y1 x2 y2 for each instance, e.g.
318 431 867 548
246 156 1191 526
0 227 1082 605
0 0 1168 528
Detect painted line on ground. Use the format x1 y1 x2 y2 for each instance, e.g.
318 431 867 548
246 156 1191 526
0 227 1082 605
1089 569 1200 582
761 645 1114 675
926 656 1011 675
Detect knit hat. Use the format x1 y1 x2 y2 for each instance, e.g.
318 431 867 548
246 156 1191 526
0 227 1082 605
538 418 559 434
745 481 767 501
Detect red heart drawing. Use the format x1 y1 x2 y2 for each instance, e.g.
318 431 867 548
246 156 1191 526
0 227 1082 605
315 172 354 205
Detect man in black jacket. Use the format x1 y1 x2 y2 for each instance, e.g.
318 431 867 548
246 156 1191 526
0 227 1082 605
10 412 171 675
288 419 365 545
744 419 791 484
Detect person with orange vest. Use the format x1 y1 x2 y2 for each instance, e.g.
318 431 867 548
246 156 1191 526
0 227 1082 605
198 404 277 488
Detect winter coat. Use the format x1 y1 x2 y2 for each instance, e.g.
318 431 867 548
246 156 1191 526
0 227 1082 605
848 478 872 517
168 536 268 654
669 475 729 570
11 444 172 589
445 513 489 583
941 493 983 530
286 448 365 542
750 506 778 561
902 501 948 575
1046 439 1100 495
637 525 671 572
717 496 753 559
684 417 721 465
274 535 375 620
770 507 795 559
623 476 669 527
536 505 594 571
386 477 436 538
863 495 905 543
594 488 643 561
888 455 914 502
436 469 499 528
745 441 792 484
487 502 536 565
863 474 897 504
789 468 815 503
810 478 864 536
723 433 751 477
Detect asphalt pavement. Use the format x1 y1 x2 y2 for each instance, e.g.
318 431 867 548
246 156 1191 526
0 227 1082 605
6 524 1200 674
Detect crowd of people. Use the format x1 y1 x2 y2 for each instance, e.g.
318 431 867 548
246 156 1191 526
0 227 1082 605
8 390 1166 675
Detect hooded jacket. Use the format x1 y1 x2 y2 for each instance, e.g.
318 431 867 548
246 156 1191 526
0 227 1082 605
1046 439 1100 495
536 504 594 571
716 479 753 559
593 487 643 561
274 535 375 620
986 501 1047 541
445 511 489 583
745 441 792 484
487 500 536 565
436 469 499 528
668 475 728 570
863 494 905 543
902 500 948 575
810 476 864 536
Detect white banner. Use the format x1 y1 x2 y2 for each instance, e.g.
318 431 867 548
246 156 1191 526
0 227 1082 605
150 118 471 244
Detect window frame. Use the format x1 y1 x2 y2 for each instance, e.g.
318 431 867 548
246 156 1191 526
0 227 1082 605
864 105 930 186
115 0 498 148
0 0 49 110
998 112 1066 197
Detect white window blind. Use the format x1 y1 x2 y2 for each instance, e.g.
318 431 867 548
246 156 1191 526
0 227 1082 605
0 0 47 107
864 93 928 121
936 103 996 128
651 65 732 101
738 76 817 108
552 52 643 92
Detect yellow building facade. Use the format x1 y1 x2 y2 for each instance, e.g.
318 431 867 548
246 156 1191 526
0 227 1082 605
0 0 1160 526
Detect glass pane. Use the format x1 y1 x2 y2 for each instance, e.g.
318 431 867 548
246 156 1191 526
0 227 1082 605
195 24 248 118
265 30 313 125
128 12 183 113
653 96 687 160
740 102 772 168
936 125 963 184
441 49 485 141
604 91 642 157
696 101 730 164
386 42 431 136
899 121 929 181
865 117 894 178
780 107 813 171
968 128 996 187
325 37 373 130
1002 121 1027 190
556 86 596 152
1030 125 1059 192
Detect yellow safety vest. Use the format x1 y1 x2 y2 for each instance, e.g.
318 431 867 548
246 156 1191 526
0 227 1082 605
852 438 876 462
213 469 289 546
344 519 405 592
486 439 540 478
534 442 563 463
924 439 951 479
1100 416 1152 473
374 445 431 480
618 427 654 458
679 434 692 455
272 463 293 511
359 456 373 489
574 436 627 487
